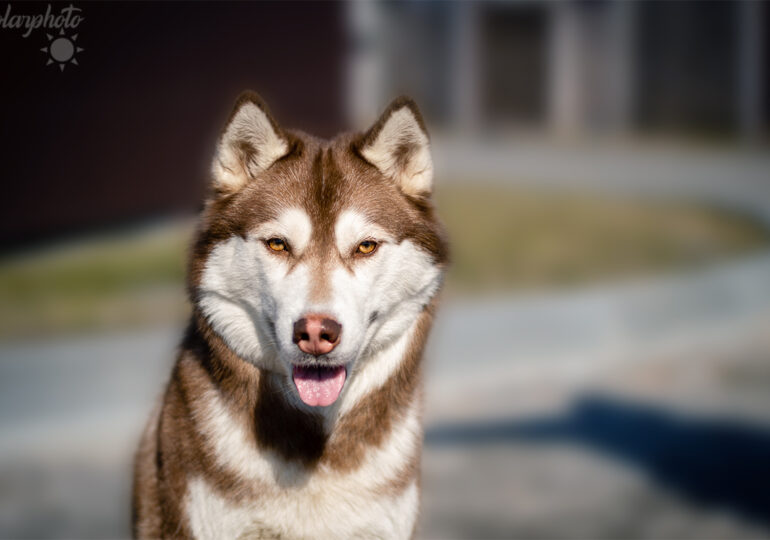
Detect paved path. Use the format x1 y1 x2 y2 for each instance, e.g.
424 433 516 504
425 251 770 423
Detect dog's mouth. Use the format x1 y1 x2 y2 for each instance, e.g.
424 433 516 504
292 364 347 407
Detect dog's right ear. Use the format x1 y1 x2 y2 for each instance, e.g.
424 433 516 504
211 91 290 194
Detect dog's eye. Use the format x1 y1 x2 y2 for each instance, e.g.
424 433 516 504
266 238 287 252
357 241 377 255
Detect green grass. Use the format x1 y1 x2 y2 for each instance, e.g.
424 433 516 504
0 223 191 338
1 186 768 338
436 184 770 293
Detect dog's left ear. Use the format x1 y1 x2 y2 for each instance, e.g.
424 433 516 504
357 96 433 197
211 91 290 194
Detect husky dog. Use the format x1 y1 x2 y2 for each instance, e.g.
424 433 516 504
132 92 448 539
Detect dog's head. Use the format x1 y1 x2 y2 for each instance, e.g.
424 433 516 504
190 92 448 409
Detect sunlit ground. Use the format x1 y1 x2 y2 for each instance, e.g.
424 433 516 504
1 185 767 339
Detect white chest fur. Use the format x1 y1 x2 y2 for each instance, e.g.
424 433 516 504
186 382 422 539
186 474 418 540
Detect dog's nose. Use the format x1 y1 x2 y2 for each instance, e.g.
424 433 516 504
292 315 341 356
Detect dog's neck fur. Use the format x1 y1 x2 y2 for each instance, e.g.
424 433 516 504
185 299 433 473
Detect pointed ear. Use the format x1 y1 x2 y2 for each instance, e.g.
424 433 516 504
357 96 433 197
211 91 290 194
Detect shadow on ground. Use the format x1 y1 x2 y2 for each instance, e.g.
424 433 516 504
425 394 770 530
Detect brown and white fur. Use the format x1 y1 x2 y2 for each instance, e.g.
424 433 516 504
132 92 449 539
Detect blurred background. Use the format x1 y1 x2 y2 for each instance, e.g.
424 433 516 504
1 1 769 538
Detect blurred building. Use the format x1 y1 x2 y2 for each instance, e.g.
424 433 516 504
348 1 768 140
2 1 767 249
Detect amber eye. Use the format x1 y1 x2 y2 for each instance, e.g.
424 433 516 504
357 240 377 255
267 238 287 252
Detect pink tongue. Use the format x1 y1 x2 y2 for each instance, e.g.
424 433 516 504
292 365 346 407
